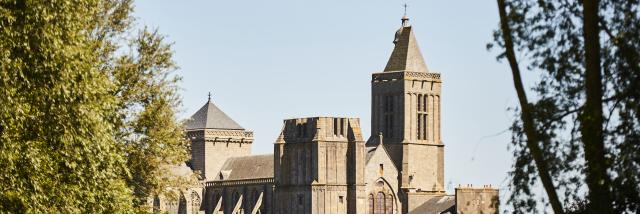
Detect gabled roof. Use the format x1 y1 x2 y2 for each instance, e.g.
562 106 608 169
217 154 274 180
365 134 399 171
383 17 429 73
186 99 244 130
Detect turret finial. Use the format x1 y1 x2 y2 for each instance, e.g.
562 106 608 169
403 3 408 16
208 92 212 102
402 3 410 27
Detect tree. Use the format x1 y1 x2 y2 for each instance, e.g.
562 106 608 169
0 0 191 212
490 0 640 213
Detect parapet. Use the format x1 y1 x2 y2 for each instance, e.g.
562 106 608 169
277 117 363 143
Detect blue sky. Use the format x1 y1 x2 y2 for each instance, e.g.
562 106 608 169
134 0 522 199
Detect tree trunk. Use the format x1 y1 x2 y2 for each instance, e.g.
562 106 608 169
580 0 614 213
496 0 565 213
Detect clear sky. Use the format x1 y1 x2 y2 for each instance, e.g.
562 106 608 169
134 0 521 200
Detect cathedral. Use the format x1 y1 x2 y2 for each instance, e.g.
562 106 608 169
153 16 499 214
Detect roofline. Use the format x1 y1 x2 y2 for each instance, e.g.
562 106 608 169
185 128 248 131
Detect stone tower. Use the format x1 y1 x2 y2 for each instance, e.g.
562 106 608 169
274 117 366 214
368 15 444 206
185 97 253 180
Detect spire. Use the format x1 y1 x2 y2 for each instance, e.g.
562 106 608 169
383 15 429 73
186 98 244 130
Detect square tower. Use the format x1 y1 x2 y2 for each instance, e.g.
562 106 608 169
185 97 253 181
274 117 366 214
369 16 445 199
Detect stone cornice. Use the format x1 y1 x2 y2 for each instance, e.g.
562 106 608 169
372 71 441 82
187 129 254 142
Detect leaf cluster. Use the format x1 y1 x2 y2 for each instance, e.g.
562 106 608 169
0 0 192 213
490 0 640 213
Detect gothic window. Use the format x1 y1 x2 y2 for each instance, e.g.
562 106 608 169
386 194 394 214
334 118 339 136
417 94 428 140
291 151 297 184
298 150 305 184
375 192 385 214
368 194 374 214
297 124 308 138
340 118 345 135
383 95 394 138
302 123 308 137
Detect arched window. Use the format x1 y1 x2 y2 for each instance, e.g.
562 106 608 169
368 194 374 214
375 192 385 214
386 194 394 214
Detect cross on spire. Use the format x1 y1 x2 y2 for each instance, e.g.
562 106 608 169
401 3 410 27
403 3 408 16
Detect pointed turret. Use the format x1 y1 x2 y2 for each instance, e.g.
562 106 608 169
185 94 253 180
186 97 244 130
383 16 429 73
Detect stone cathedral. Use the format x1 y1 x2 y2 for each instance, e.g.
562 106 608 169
153 16 499 214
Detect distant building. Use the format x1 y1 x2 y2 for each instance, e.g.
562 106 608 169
154 16 498 214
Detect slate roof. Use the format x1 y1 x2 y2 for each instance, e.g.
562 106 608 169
411 195 456 214
218 154 274 180
384 17 429 73
186 99 244 130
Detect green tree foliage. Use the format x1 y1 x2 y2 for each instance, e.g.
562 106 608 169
0 0 191 212
490 0 640 213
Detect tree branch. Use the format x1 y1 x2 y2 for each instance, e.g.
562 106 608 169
496 0 565 213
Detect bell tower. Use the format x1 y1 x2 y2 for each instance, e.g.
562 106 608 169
185 95 253 180
369 16 444 196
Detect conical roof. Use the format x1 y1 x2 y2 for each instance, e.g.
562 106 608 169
383 17 429 73
186 99 244 130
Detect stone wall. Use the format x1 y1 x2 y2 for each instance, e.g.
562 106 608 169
187 129 253 180
274 117 365 214
455 186 499 214
204 179 274 214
